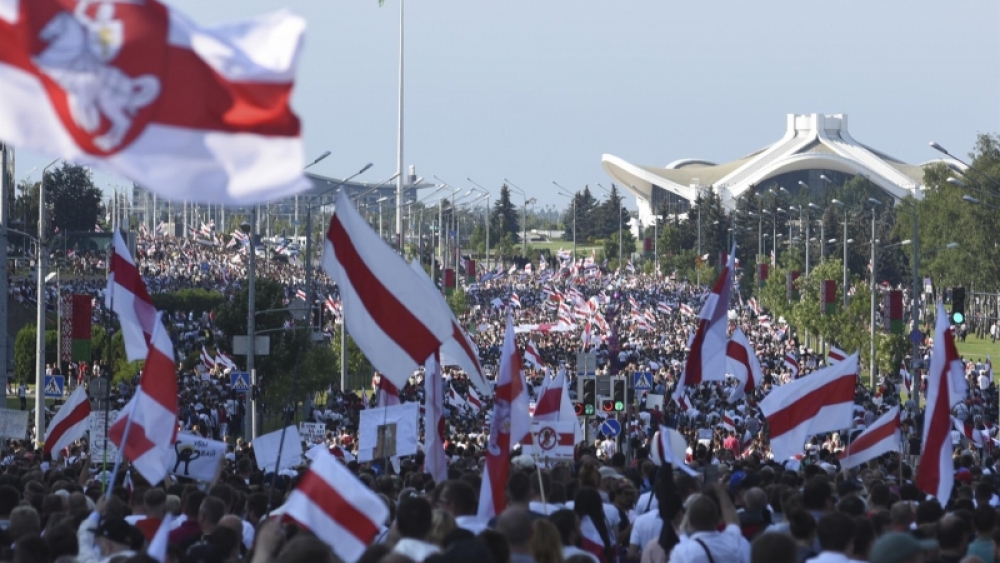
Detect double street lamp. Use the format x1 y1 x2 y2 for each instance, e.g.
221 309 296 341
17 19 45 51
553 182 577 259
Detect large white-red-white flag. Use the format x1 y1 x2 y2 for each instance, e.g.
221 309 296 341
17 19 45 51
323 191 454 391
524 339 544 370
726 328 763 403
478 313 530 520
759 352 858 461
917 302 967 503
0 1 310 204
109 314 178 485
281 449 389 563
839 406 901 470
107 230 155 362
674 243 735 399
422 354 448 483
532 369 561 422
43 385 91 459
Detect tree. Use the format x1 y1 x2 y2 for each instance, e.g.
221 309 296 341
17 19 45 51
603 231 636 268
562 186 600 245
490 184 520 244
447 287 469 317
45 163 103 233
596 184 630 240
14 325 58 382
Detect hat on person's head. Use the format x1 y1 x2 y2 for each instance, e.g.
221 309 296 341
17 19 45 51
728 470 746 493
96 517 133 546
956 468 973 483
598 466 619 479
869 532 937 563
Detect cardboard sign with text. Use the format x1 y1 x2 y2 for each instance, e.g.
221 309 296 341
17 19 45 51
358 402 417 462
89 410 120 463
0 410 28 441
169 434 226 482
298 422 326 445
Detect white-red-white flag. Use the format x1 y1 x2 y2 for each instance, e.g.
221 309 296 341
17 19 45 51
109 314 178 485
43 385 91 459
200 346 215 369
827 346 847 365
525 339 544 370
422 354 448 483
0 0 310 204
323 191 454 391
0 1 309 205
106 230 155 362
917 301 967 503
726 328 763 404
674 243 735 399
466 386 484 412
759 352 858 461
478 313 530 520
533 369 562 422
900 361 912 394
839 406 901 470
373 374 400 408
784 352 800 379
281 450 388 563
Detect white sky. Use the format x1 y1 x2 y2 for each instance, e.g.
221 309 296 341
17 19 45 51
15 0 1000 210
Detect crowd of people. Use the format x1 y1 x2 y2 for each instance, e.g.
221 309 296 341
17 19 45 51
2 230 999 563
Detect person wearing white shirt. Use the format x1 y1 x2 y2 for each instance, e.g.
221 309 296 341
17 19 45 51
667 485 749 563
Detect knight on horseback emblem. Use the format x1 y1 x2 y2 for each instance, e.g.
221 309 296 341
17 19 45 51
32 1 160 152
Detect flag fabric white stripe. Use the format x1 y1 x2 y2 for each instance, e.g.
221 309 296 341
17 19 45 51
322 192 453 391
726 328 763 404
281 450 388 563
423 355 448 483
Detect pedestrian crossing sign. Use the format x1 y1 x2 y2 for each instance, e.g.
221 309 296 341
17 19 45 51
633 372 653 391
230 372 250 392
44 375 64 398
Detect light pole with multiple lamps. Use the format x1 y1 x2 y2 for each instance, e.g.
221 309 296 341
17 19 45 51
34 159 58 447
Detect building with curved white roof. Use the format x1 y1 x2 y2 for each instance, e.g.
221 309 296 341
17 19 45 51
602 113 958 226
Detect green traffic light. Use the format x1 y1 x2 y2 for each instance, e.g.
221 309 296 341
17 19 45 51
953 312 965 324
584 404 595 416
614 401 624 412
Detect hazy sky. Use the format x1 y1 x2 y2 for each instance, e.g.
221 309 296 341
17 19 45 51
15 0 1000 211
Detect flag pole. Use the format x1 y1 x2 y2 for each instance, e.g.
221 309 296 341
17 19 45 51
105 383 141 500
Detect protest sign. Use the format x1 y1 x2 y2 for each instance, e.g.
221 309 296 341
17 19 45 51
253 426 304 473
358 402 418 462
645 394 664 411
298 422 326 445
89 410 120 463
169 434 226 482
0 410 28 440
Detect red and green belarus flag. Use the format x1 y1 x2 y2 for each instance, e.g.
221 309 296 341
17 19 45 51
71 295 92 361
887 289 904 334
822 280 837 315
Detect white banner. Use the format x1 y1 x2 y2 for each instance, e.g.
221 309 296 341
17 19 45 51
253 426 304 473
169 434 226 482
358 402 418 462
89 410 120 463
645 394 664 411
298 422 326 445
0 410 28 441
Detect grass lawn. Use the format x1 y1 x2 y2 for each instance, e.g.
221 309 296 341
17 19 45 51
956 334 1000 365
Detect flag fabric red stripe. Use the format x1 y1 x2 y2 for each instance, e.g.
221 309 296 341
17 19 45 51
328 216 438 364
766 376 855 438
295 469 379 542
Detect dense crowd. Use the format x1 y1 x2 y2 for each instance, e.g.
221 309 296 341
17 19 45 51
1 232 998 563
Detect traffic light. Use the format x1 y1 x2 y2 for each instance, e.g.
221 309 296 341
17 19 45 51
612 378 626 412
583 379 596 417
573 403 584 416
602 399 615 412
951 287 966 324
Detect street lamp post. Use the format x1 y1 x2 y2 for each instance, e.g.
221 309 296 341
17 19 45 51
466 179 492 271
241 216 257 440
867 198 882 388
34 159 58 447
832 199 849 306
553 182 577 259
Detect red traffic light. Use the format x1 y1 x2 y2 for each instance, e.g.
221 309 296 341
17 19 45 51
573 403 584 416
602 400 615 412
